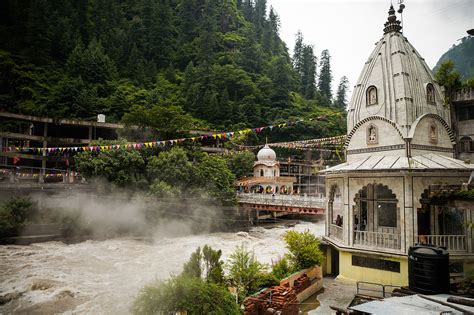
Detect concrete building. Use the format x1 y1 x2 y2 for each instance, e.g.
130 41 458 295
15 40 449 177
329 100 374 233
322 6 474 286
453 87 474 162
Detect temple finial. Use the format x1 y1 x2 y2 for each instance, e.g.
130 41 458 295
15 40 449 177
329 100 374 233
383 4 402 34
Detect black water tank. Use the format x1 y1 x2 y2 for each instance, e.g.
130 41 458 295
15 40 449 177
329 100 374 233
408 244 450 294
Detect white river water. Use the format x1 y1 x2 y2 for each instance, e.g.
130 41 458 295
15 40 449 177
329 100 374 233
0 221 324 314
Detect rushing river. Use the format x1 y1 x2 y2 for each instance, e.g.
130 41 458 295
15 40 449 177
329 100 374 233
0 221 324 314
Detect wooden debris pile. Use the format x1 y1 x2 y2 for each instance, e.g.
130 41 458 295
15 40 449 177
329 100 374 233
244 272 313 315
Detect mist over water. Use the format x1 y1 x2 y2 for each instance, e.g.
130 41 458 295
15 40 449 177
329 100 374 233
0 221 324 314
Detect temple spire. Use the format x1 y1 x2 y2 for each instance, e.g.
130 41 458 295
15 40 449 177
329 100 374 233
383 4 402 34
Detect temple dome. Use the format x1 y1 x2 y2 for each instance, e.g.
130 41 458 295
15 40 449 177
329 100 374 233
257 144 276 161
345 5 455 162
347 6 449 135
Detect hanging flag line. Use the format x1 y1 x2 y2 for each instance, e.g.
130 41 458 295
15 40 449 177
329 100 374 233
234 135 346 150
6 113 344 156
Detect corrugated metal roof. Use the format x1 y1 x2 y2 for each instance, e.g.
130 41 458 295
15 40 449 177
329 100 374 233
350 294 474 314
323 154 474 173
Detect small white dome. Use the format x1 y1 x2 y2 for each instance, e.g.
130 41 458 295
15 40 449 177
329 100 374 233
257 144 276 161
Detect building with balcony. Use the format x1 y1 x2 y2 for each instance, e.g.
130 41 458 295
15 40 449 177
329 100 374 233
322 6 474 286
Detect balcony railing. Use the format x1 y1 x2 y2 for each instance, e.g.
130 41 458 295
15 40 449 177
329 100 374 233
354 231 401 250
329 224 343 241
417 235 467 252
236 193 325 208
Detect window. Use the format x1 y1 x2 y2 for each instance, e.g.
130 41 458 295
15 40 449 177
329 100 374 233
457 106 474 121
329 185 343 225
354 184 398 230
426 83 435 103
260 169 264 177
376 185 397 228
366 86 378 105
460 137 473 153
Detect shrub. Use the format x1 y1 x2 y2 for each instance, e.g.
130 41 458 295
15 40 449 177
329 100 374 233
131 276 240 315
0 197 35 238
283 230 323 270
271 256 295 280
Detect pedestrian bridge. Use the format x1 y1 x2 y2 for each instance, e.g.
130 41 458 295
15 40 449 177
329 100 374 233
237 193 326 216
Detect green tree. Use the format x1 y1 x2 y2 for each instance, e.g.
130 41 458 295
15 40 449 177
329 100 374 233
146 147 193 188
293 30 304 76
74 146 146 188
0 197 36 237
271 256 294 280
334 75 349 110
66 39 117 85
435 60 462 142
131 276 240 315
122 104 198 140
227 244 266 302
193 154 236 202
318 49 333 102
283 230 323 270
225 151 255 178
301 45 317 99
182 245 225 284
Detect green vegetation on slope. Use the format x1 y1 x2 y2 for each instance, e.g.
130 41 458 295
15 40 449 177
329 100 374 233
434 36 474 81
0 0 346 140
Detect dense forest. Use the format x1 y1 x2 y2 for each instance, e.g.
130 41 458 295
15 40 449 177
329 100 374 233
0 0 346 141
434 36 474 81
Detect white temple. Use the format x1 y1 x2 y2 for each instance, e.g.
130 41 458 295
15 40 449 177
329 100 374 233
236 145 296 194
323 5 474 286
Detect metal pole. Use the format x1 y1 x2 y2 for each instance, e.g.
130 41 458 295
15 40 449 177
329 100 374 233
39 122 48 183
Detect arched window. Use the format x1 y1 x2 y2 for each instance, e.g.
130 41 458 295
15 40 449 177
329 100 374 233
260 169 264 177
426 83 435 103
366 86 378 105
354 184 398 232
329 185 343 225
460 136 473 153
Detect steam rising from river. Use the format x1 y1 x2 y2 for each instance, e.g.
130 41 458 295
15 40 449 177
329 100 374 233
30 189 232 239
0 221 324 314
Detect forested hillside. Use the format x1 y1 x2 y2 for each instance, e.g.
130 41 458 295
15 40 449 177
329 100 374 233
434 36 474 81
0 0 346 139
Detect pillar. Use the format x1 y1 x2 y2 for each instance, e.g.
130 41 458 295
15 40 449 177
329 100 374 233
39 122 48 183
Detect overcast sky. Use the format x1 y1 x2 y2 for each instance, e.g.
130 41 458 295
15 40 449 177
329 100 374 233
267 0 473 97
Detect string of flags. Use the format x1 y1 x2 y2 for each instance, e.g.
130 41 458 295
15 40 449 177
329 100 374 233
4 113 344 156
236 135 346 150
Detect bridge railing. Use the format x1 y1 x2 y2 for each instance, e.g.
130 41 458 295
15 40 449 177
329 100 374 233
236 193 326 208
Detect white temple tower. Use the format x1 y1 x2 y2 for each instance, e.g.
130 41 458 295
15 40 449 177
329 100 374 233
323 5 474 286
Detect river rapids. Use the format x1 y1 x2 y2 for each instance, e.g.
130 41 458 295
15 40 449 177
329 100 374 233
0 221 324 314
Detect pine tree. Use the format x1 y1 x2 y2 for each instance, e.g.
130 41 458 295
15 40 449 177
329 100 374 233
334 76 349 109
318 49 333 101
301 45 317 99
293 30 304 76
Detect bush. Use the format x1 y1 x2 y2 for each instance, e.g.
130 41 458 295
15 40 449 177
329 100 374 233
272 256 295 280
227 244 267 302
0 197 35 238
131 276 240 315
283 230 323 270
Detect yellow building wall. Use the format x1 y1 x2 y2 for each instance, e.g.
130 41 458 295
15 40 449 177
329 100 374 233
337 251 408 287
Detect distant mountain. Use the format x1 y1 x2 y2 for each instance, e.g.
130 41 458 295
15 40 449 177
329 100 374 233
434 36 474 80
